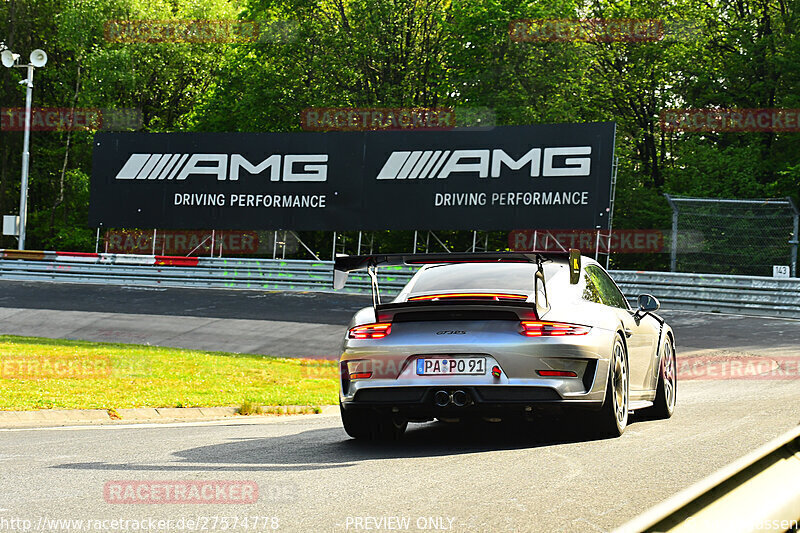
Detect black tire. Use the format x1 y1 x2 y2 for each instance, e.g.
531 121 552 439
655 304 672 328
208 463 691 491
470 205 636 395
340 402 373 440
589 334 629 438
373 414 408 441
643 335 677 419
340 402 407 441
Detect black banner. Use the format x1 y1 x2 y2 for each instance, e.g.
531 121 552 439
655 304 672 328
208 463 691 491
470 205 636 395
89 123 615 231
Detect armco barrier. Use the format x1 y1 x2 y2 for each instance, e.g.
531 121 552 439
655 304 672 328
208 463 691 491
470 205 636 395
612 270 800 319
0 252 798 317
0 253 417 296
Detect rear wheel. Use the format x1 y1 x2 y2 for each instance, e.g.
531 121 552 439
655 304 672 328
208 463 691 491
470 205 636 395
340 402 372 440
340 403 407 441
643 335 677 419
374 414 408 440
588 335 629 438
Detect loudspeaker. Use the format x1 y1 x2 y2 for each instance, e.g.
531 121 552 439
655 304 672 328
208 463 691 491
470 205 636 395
29 49 47 67
1 50 20 68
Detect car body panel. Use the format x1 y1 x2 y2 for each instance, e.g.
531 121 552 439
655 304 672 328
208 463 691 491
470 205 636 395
337 254 672 419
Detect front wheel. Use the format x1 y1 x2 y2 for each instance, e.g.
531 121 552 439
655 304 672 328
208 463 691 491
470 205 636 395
642 335 677 419
588 335 629 438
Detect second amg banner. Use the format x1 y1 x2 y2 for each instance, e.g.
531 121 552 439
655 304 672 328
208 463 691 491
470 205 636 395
89 122 615 231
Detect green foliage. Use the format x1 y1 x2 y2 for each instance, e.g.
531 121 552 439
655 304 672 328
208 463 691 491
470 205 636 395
0 0 798 256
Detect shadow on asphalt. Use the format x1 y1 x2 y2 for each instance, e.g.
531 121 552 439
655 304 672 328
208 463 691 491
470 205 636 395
51 418 632 473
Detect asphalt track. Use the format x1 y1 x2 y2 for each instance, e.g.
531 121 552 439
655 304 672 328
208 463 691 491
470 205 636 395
3 279 800 359
0 280 368 358
1 279 799 531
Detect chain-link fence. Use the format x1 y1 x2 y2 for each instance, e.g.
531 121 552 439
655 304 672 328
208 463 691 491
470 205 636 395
664 195 799 277
87 197 800 280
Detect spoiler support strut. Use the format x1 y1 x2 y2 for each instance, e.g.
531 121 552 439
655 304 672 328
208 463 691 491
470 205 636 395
534 255 549 311
367 265 381 309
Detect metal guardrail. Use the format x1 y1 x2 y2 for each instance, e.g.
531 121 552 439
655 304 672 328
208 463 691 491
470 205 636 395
613 270 800 319
615 424 800 533
0 257 417 296
1 258 798 318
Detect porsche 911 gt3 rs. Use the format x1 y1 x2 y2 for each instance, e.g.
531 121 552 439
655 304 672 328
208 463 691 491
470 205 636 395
333 250 676 440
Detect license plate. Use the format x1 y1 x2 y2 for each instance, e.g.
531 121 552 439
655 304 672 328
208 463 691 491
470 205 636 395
416 357 486 375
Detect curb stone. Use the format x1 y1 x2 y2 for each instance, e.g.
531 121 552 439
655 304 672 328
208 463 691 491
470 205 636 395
0 405 337 428
0 409 112 424
114 408 162 420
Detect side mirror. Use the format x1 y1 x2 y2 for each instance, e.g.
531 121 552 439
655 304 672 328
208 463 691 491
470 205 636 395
637 294 660 313
568 248 581 285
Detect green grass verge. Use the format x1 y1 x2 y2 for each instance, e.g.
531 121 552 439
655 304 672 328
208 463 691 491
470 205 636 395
0 335 339 411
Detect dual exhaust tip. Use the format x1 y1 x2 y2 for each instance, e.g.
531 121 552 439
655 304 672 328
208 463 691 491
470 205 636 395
434 390 469 407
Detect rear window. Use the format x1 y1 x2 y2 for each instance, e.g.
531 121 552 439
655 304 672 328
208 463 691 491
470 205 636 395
408 263 539 295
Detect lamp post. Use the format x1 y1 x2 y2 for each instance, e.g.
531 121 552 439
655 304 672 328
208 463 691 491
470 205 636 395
2 48 48 250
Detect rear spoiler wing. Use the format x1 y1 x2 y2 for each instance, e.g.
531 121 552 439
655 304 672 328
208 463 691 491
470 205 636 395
333 250 582 308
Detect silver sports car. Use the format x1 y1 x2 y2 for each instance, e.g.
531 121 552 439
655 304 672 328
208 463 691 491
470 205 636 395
333 250 676 440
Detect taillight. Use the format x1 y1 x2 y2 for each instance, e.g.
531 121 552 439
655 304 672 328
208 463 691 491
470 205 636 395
348 323 392 339
537 370 578 377
519 321 591 337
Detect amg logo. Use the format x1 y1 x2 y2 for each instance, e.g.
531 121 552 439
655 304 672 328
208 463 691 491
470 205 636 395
114 153 328 181
376 147 592 180
436 330 466 335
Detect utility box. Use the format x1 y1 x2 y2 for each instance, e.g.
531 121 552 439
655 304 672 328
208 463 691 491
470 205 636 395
2 215 19 236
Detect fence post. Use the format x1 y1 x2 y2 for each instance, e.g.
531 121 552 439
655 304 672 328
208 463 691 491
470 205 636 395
606 155 619 270
788 197 799 277
594 229 600 261
664 194 678 272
